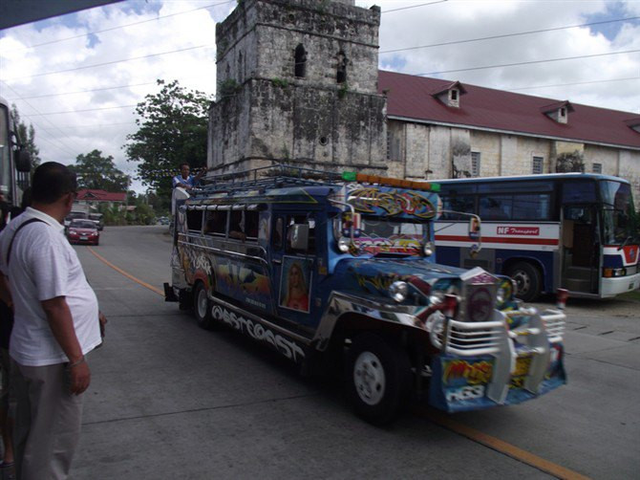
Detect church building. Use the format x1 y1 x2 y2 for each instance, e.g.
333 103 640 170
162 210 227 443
207 0 640 199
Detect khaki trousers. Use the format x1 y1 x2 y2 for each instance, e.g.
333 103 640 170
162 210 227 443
11 360 84 480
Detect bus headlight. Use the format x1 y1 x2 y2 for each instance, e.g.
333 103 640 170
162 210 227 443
423 241 434 257
389 281 408 302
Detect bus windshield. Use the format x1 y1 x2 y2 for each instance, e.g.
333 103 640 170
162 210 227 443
0 104 10 198
342 216 427 255
600 180 637 245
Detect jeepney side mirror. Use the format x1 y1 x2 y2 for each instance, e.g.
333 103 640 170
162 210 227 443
290 224 309 251
469 216 481 240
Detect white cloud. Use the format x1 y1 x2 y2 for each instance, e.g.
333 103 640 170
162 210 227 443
1 0 638 192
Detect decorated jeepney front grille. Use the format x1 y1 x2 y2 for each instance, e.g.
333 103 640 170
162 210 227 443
445 320 506 356
459 278 498 323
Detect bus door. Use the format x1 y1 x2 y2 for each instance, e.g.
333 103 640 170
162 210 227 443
270 213 318 333
561 205 600 295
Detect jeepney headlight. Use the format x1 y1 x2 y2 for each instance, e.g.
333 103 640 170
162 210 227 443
389 281 408 303
430 284 459 306
337 236 351 253
423 241 434 257
429 290 445 306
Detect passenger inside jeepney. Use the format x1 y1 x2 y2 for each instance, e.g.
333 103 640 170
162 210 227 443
229 211 246 241
204 210 227 235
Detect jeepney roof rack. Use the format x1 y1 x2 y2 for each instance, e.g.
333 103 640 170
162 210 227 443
195 164 345 195
194 163 440 195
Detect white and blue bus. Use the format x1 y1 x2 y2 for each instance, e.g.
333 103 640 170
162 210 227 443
0 96 31 213
434 173 639 302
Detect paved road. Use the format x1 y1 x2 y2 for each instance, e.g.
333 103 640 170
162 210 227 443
71 226 640 479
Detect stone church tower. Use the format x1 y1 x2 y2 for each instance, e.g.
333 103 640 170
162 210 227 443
207 0 388 175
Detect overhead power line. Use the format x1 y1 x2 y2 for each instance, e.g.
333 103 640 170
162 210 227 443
9 0 234 51
0 80 81 157
383 1 448 14
418 49 640 76
507 76 640 92
16 81 159 100
380 16 640 54
37 104 138 116
3 44 214 81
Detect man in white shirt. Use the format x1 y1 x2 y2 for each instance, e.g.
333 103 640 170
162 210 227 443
0 162 106 480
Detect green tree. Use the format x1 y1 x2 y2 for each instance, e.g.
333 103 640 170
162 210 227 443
124 79 211 199
11 104 41 168
70 150 130 191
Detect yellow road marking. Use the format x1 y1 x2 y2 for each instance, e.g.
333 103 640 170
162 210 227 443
87 246 589 479
87 247 164 296
415 407 591 480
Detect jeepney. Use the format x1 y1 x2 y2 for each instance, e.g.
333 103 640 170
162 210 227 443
166 166 566 424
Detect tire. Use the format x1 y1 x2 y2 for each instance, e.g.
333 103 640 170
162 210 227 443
507 261 542 302
345 333 412 425
193 283 215 330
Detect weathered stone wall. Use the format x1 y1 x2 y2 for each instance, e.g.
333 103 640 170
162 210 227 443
216 0 380 93
612 149 640 205
405 123 430 178
209 79 387 174
209 0 386 175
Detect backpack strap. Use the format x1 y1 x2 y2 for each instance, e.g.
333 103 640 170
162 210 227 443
6 218 47 266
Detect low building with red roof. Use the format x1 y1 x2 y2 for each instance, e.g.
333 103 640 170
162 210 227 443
75 189 127 211
379 70 640 197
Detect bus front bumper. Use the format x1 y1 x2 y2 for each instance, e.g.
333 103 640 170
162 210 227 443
600 272 640 298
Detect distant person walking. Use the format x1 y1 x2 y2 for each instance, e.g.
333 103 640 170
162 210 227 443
172 163 208 191
0 162 106 480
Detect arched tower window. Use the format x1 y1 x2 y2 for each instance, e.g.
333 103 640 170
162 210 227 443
336 51 348 84
294 44 307 78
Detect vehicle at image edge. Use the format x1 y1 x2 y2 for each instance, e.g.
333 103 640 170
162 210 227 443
166 165 567 424
67 219 100 245
0 96 31 213
434 173 640 302
64 210 89 229
89 212 104 230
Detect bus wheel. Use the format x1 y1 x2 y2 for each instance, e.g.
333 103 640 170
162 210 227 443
193 283 215 330
345 333 411 425
508 262 541 302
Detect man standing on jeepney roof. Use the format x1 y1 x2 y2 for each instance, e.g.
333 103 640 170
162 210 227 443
172 163 208 190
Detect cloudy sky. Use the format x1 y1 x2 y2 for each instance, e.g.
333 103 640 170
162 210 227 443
1 0 639 192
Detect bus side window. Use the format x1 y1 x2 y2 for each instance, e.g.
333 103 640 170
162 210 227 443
513 193 552 221
187 209 203 232
479 195 512 220
442 195 475 219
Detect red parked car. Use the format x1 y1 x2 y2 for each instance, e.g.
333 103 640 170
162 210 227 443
67 219 100 245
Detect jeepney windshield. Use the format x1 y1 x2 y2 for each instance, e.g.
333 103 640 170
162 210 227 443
336 215 428 255
600 180 638 245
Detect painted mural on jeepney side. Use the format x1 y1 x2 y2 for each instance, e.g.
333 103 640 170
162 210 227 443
212 255 272 311
347 187 437 219
279 256 313 313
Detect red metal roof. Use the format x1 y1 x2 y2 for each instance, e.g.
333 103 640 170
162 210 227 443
77 189 126 202
378 70 640 150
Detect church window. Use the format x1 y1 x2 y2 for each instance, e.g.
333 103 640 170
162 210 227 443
337 51 348 84
294 44 307 78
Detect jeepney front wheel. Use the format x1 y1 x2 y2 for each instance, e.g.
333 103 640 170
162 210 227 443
346 333 412 425
193 282 215 330
507 261 542 303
